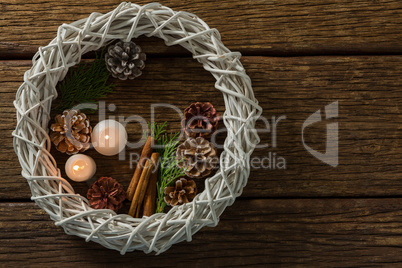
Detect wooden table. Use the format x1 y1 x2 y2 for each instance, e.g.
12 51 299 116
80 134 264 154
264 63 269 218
1 1 402 266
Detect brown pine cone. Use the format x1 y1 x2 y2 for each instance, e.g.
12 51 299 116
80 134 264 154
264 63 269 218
181 102 219 138
87 177 126 212
105 41 146 80
176 137 218 179
164 178 197 206
50 109 91 155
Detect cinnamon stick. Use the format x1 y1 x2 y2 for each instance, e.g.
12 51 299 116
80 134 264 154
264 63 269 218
135 153 160 218
128 153 160 217
128 159 153 217
126 136 154 200
142 154 160 217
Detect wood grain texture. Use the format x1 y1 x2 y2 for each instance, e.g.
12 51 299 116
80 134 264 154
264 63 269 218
2 54 402 200
2 1 402 265
1 0 402 58
1 199 402 266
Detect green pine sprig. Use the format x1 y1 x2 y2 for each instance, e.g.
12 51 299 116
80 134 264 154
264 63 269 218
147 122 185 214
56 49 115 113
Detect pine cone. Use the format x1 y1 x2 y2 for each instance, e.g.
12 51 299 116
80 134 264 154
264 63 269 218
87 177 126 212
176 137 218 179
164 178 197 206
50 109 91 155
105 41 146 80
181 102 219 138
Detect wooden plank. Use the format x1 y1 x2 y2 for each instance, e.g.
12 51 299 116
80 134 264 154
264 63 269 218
1 0 402 58
1 199 402 266
2 55 402 200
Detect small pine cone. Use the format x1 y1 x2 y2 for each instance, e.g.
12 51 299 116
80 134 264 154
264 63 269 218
164 178 197 206
87 177 126 212
105 40 146 80
176 137 218 179
181 102 219 139
50 109 91 155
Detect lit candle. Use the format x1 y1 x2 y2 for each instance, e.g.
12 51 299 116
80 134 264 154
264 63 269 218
91 119 128 156
65 154 96 182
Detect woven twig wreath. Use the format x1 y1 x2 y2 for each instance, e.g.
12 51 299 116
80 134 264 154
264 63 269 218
12 2 262 254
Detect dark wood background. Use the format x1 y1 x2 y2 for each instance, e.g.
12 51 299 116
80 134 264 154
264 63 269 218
1 0 402 266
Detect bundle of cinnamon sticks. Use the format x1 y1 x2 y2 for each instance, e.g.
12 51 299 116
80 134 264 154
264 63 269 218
127 136 159 217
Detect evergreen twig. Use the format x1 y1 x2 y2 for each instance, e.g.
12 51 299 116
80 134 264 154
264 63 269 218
147 122 185 214
56 49 115 113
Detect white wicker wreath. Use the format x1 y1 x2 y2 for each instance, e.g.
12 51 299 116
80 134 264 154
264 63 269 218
12 2 262 255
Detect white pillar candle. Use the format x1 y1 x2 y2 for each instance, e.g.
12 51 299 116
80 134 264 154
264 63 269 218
65 154 96 182
91 119 128 156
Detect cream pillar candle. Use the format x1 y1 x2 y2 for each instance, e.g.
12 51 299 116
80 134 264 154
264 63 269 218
65 154 96 182
91 119 128 156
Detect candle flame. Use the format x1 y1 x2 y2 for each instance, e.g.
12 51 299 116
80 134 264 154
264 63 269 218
73 165 80 171
105 135 110 140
